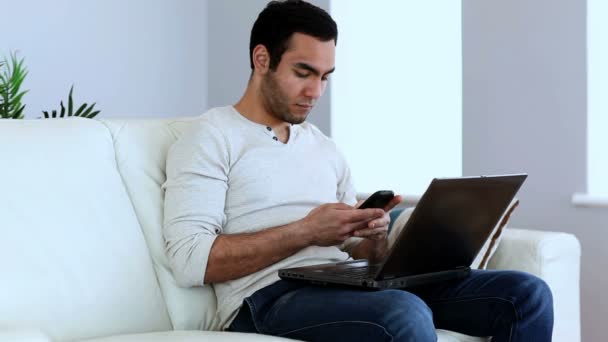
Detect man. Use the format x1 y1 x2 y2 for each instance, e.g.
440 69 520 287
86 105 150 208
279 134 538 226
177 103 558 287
162 1 553 341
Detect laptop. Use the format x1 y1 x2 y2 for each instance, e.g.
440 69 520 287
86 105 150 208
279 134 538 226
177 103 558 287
279 174 528 289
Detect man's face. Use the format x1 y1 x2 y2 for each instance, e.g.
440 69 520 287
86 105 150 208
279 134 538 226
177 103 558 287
260 33 336 124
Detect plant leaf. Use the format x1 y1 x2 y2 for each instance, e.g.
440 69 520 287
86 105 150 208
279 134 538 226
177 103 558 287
9 70 27 97
14 104 25 119
8 90 27 110
0 52 28 119
74 103 87 116
37 84 100 120
81 103 96 117
68 85 74 116
87 110 100 119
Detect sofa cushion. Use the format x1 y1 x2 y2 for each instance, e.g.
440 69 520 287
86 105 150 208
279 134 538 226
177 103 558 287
100 118 219 331
78 329 487 342
80 330 297 342
0 329 52 342
437 330 488 342
0 118 171 341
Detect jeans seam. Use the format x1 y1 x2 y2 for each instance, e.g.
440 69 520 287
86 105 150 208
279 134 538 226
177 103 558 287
244 298 263 333
427 295 518 342
276 320 394 341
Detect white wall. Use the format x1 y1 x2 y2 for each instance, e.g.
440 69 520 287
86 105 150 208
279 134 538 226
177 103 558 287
463 1 605 341
331 1 462 196
0 0 208 118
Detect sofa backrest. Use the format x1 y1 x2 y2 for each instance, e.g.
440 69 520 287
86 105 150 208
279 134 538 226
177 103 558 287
0 119 172 341
100 118 219 331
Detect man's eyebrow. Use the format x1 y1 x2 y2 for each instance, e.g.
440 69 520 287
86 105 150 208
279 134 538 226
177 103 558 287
294 62 336 76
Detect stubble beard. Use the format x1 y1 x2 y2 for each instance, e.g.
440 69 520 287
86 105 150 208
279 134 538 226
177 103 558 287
261 72 308 125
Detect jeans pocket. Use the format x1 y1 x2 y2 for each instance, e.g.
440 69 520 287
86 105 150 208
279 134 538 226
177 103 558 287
228 301 258 333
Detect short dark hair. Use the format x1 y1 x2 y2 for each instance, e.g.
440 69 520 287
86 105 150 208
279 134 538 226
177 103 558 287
249 0 338 70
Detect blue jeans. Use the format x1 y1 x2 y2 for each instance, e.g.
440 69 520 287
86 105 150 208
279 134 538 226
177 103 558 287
227 270 553 341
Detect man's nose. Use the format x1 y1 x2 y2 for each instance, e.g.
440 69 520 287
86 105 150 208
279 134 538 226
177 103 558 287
304 78 325 99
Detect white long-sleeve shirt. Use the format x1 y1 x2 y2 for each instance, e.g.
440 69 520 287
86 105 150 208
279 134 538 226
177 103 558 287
162 106 358 330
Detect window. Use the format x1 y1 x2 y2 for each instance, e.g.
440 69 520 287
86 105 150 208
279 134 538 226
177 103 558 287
587 0 608 198
330 1 462 196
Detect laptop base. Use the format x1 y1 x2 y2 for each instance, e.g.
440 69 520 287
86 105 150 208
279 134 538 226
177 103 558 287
279 261 471 290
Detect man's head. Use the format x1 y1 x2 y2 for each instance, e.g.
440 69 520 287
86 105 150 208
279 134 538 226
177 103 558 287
250 0 337 71
249 0 337 124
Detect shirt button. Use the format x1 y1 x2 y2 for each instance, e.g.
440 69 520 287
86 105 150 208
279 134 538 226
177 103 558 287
273 136 278 141
266 127 272 131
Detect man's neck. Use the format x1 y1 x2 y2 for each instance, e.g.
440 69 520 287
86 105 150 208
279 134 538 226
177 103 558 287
234 83 292 142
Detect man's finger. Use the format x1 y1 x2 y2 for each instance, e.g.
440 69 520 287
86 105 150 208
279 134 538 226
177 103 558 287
353 226 388 237
383 195 403 212
343 219 373 235
345 208 384 223
367 216 390 229
332 202 354 210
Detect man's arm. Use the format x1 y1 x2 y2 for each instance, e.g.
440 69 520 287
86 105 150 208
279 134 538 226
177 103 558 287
205 220 308 283
205 203 386 284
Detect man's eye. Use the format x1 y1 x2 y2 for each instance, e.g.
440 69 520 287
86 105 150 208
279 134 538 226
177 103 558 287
295 71 309 78
322 76 330 81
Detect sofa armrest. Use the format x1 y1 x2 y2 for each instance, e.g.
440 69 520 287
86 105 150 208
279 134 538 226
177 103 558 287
487 228 581 342
0 329 52 342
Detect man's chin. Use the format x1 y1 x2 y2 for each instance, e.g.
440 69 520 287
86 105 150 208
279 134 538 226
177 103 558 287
270 107 309 125
286 113 308 125
290 107 313 124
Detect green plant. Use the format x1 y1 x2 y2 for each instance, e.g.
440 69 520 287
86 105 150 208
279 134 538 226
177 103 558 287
0 52 28 119
42 85 100 119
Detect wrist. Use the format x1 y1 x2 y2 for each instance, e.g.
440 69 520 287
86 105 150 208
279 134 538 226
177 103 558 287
289 218 315 248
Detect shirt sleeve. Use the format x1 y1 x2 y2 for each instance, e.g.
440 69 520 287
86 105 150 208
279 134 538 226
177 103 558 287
162 121 229 287
335 148 357 206
334 147 364 254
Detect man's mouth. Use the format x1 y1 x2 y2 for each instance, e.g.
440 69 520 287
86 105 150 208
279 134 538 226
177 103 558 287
296 103 314 110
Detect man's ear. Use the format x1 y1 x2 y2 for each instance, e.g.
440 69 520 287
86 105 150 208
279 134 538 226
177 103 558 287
252 44 270 74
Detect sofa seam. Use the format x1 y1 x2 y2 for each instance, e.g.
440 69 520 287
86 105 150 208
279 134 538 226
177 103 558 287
98 119 175 329
275 320 394 341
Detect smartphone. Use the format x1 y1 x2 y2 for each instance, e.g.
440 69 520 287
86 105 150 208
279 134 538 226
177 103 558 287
358 190 395 209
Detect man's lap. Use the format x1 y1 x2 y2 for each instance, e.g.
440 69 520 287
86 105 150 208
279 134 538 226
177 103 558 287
228 270 552 342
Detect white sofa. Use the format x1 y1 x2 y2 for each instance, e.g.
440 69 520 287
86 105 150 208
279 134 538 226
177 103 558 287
0 118 581 342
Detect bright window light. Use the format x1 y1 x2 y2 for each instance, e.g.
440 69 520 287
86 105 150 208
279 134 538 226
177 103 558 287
330 1 462 196
588 0 608 197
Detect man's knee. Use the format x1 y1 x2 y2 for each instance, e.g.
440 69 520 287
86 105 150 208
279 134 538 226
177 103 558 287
500 271 553 324
511 273 552 304
379 290 437 342
523 273 553 317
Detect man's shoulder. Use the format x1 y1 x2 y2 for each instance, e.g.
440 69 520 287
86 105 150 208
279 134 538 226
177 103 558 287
299 121 337 147
197 106 238 127
171 107 236 149
183 106 238 135
299 121 330 140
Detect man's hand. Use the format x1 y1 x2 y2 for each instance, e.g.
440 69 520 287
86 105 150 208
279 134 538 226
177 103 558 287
352 194 404 240
349 194 403 261
205 197 402 284
300 203 385 246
